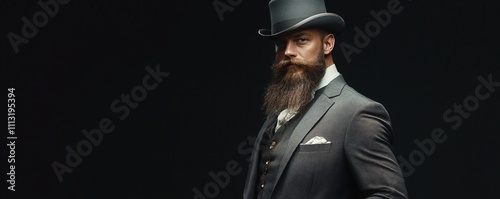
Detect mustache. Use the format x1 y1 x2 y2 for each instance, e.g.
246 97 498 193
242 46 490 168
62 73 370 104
272 59 311 75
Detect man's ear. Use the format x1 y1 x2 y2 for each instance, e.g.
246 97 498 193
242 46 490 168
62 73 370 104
323 33 335 55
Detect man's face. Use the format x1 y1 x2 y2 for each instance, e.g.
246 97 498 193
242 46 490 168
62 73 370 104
263 29 328 116
271 28 328 83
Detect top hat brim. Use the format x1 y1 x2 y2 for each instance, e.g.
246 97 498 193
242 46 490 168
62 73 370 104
258 13 345 38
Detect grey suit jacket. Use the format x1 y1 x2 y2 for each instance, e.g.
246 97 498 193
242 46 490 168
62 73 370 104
243 75 408 199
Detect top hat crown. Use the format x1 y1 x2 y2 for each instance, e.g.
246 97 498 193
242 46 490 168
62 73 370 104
258 0 345 37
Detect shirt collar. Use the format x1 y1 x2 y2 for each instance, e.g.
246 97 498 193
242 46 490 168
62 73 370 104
316 63 340 91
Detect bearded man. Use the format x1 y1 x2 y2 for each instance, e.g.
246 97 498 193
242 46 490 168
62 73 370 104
243 0 409 198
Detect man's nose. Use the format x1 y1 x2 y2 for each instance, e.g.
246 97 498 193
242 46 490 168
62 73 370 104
284 41 297 58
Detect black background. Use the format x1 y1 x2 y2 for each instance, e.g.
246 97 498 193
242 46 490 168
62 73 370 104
2 0 500 198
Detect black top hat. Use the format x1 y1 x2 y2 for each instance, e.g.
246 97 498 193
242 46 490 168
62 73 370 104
258 0 345 37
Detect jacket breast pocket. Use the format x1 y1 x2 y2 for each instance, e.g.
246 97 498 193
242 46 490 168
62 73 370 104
298 143 331 152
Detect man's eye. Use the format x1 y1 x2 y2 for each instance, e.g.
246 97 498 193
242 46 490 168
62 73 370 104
297 38 307 43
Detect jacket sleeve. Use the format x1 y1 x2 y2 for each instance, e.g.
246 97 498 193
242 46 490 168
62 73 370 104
344 101 409 199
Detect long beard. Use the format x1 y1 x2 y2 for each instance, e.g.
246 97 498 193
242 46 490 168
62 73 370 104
263 53 326 116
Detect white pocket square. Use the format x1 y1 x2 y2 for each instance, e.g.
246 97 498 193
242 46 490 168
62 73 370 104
303 136 331 145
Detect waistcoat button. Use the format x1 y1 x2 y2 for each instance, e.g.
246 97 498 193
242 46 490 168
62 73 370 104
269 140 277 149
